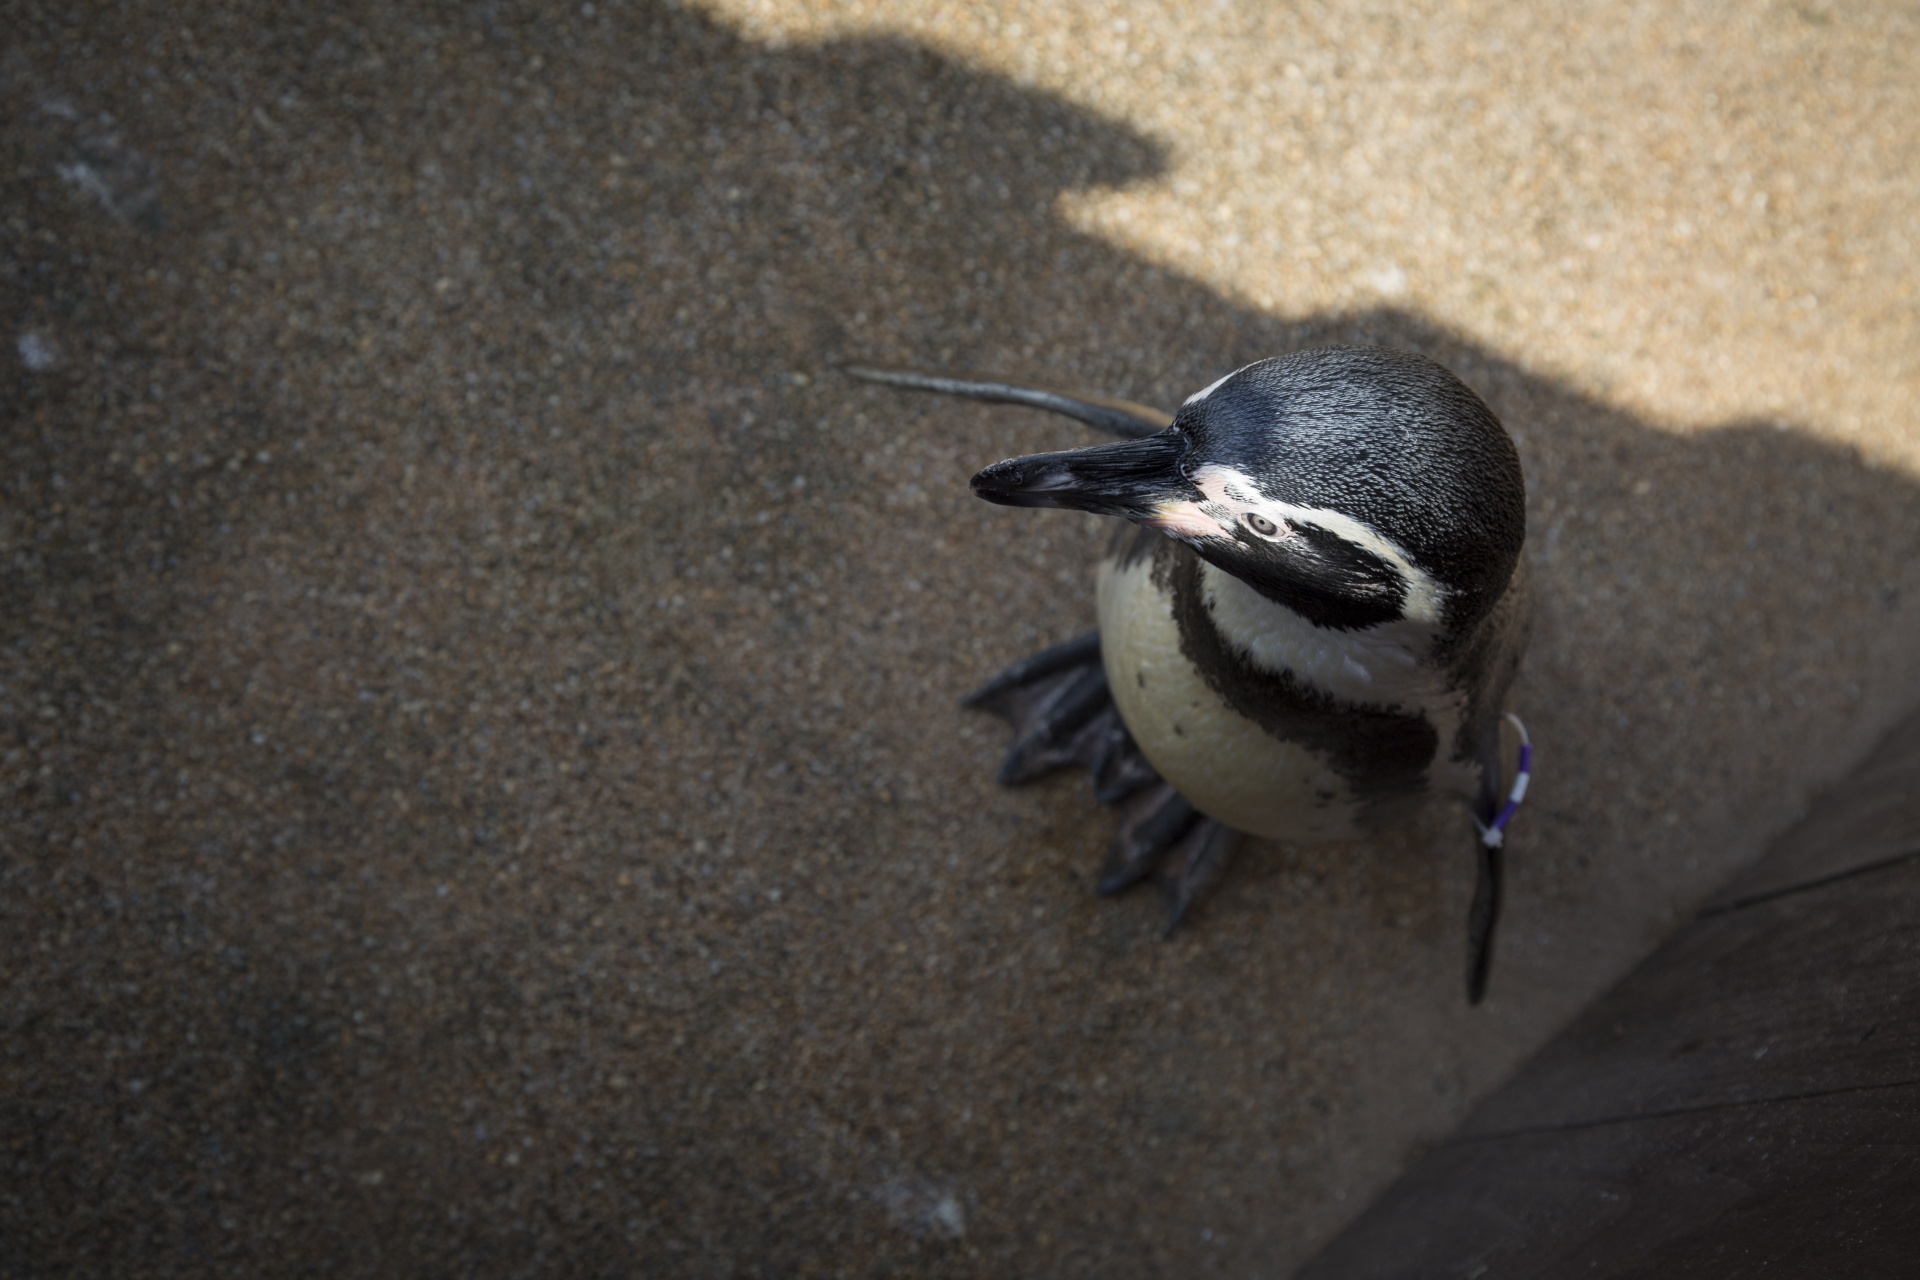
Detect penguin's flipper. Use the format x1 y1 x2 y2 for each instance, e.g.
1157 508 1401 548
1465 838 1502 1006
841 364 1173 439
1465 713 1528 1004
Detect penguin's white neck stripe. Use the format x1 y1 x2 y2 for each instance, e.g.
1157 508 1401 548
1197 561 1445 710
1189 464 1447 626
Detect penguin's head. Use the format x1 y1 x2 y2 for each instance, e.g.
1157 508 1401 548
971 347 1526 634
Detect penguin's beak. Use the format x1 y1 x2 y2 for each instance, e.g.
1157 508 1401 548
971 432 1232 539
970 431 1197 521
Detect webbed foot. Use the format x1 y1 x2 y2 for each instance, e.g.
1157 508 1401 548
966 633 1240 932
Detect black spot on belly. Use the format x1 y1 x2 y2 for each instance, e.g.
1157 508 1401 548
1155 541 1438 799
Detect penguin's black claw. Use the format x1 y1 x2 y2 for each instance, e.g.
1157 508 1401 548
970 634 1239 931
1091 730 1159 805
1160 819 1238 935
995 668 1112 784
965 632 1117 784
962 631 1102 709
1096 782 1196 895
1465 835 1503 1005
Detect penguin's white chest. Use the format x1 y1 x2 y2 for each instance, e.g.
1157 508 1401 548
1097 550 1365 841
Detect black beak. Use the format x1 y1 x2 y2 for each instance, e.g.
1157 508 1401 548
970 431 1194 519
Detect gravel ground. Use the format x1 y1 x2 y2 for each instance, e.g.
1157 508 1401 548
5 1 1918 1275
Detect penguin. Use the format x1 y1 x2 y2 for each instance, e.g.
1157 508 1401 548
847 347 1532 1002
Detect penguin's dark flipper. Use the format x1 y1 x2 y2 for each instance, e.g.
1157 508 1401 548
1465 837 1502 1005
841 364 1172 439
1464 713 1529 1004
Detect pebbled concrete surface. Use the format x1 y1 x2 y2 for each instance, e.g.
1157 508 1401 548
4 1 1918 1275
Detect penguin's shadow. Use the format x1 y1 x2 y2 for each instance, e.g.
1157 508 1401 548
7 1 1918 1276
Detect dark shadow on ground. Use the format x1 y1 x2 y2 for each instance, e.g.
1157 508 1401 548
4 2 1917 1276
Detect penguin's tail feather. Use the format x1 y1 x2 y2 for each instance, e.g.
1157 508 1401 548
964 631 1240 931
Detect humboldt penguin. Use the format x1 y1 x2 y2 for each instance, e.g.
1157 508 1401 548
848 347 1532 1002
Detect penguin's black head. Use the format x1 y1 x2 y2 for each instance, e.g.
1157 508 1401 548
971 347 1526 633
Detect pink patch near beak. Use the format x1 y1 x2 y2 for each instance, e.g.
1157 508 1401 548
1143 501 1229 540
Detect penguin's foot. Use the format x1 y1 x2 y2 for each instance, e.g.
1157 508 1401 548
962 631 1115 784
1097 783 1239 932
966 634 1240 932
1098 781 1194 895
1159 817 1238 935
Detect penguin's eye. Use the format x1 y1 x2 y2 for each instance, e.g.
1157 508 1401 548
1244 512 1281 538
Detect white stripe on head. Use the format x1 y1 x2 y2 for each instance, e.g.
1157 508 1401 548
1191 464 1447 626
1181 361 1257 408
